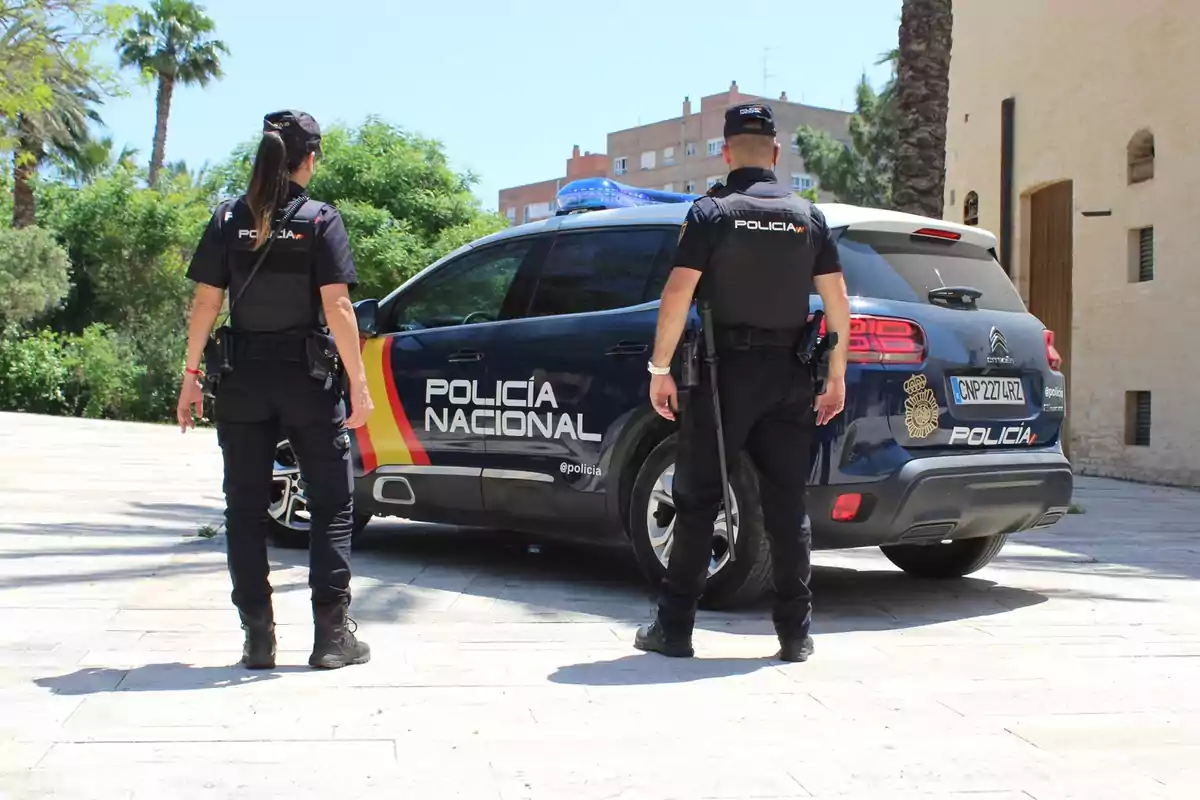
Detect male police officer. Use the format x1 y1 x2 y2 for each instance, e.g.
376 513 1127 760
178 110 373 670
636 102 851 662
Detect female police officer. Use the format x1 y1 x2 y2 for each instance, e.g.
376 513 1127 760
176 110 374 670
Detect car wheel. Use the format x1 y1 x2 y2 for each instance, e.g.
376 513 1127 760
880 534 1009 578
268 439 371 550
628 434 772 609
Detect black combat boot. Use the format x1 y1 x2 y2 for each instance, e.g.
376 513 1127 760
309 599 371 669
633 619 695 658
238 606 276 670
775 635 814 663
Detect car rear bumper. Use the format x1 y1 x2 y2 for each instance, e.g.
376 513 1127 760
809 450 1074 548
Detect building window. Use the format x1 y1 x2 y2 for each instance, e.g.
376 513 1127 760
1127 129 1154 185
524 202 552 223
663 183 674 192
640 150 655 171
1128 226 1154 282
613 157 627 176
505 207 516 223
707 138 722 157
663 147 675 166
791 140 800 154
685 141 696 157
685 180 696 193
963 191 979 226
1125 390 1152 446
706 176 721 189
791 173 814 192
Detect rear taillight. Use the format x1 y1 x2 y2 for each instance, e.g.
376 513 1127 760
848 315 926 363
1044 330 1062 370
812 314 927 364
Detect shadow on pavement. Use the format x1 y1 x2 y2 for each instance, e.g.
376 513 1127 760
548 653 775 686
34 663 309 695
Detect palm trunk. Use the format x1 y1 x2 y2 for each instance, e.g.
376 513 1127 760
892 0 954 219
148 73 175 187
12 115 44 229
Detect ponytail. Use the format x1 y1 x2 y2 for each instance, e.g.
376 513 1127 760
246 131 293 249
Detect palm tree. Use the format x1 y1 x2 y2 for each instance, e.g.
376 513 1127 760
53 135 140 185
891 0 954 219
115 0 227 187
8 64 102 227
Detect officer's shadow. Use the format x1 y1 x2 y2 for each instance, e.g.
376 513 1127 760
548 653 777 687
34 662 310 695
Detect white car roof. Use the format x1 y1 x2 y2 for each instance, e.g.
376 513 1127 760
475 199 998 251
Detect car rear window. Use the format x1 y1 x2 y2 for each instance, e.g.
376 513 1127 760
834 229 1027 312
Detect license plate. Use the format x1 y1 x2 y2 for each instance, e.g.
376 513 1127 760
950 376 1025 405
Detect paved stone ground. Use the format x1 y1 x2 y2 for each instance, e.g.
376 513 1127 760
2 410 1199 799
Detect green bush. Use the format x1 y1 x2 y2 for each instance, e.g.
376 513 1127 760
0 225 72 324
0 324 70 414
62 323 147 419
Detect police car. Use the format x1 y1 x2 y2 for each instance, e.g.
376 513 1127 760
268 177 1074 608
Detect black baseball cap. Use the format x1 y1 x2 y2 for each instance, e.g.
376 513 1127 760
263 109 322 155
724 103 776 138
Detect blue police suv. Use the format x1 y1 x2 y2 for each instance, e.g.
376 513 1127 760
267 178 1074 608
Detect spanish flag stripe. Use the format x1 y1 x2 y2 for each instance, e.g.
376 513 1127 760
360 338 413 467
383 341 431 466
353 337 378 474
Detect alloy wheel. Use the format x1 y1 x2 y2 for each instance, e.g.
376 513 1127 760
644 461 739 577
268 440 311 532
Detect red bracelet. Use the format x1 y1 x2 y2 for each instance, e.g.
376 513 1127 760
185 367 202 376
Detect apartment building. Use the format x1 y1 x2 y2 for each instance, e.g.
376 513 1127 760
496 82 852 218
498 145 609 225
943 0 1199 486
607 81 851 200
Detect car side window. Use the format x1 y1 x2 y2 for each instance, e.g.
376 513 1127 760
524 228 672 318
390 239 532 332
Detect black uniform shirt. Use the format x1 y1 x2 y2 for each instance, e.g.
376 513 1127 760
186 181 357 333
674 167 842 329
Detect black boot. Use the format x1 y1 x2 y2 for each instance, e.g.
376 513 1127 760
309 600 371 669
775 635 814 663
238 607 276 670
633 620 694 658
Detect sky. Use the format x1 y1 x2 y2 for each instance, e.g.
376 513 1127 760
91 0 902 212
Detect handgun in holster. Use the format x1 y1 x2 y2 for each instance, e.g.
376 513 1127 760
796 309 839 396
201 326 234 399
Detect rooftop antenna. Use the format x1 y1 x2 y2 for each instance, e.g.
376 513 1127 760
762 46 776 97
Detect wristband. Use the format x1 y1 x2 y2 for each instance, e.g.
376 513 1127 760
185 367 202 376
647 361 671 376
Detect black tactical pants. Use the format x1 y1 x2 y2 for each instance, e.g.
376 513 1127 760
213 337 354 615
660 343 815 641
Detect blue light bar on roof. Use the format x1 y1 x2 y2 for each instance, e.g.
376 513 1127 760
555 177 699 215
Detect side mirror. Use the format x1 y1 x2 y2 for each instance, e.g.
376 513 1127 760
354 298 379 337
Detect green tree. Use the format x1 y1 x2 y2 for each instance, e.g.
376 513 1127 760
213 118 507 300
795 62 897 208
0 1 127 149
0 225 72 323
892 0 954 218
6 62 103 227
115 0 227 187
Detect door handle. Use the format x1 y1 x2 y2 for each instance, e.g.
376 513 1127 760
605 341 648 356
448 349 484 363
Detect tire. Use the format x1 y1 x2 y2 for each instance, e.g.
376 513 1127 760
267 511 372 550
268 439 372 550
627 433 772 609
880 534 1009 578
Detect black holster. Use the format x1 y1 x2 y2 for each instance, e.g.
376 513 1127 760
305 329 343 393
202 326 235 398
680 329 700 389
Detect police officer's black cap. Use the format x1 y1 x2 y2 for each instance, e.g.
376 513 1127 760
724 103 777 138
263 109 322 155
